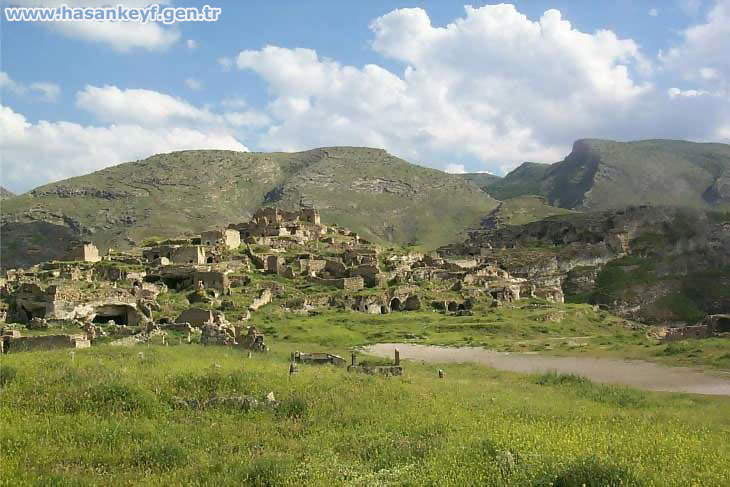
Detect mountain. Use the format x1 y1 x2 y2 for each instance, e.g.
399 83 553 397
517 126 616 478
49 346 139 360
0 147 498 270
477 162 551 200
481 139 730 210
457 172 502 191
0 187 15 200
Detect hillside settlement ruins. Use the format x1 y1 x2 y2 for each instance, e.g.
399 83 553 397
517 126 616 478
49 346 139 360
1 206 727 354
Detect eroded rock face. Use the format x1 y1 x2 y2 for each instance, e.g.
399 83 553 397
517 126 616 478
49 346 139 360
703 172 730 205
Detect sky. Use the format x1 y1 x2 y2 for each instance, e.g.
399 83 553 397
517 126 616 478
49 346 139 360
1 0 729 193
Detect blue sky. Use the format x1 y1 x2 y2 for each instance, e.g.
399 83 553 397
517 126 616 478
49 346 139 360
2 0 729 193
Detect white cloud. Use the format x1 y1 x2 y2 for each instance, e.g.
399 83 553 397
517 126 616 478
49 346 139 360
0 104 247 192
445 164 466 174
0 72 61 102
668 87 710 97
221 97 248 109
660 0 730 89
9 0 180 52
233 5 655 172
649 8 659 16
29 82 61 102
0 72 22 93
184 78 203 91
75 84 218 125
186 39 198 49
223 111 271 127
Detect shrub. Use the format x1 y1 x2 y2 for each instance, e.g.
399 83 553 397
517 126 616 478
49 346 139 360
534 372 646 408
276 397 308 419
0 365 17 387
534 371 587 386
134 442 186 471
243 457 293 486
84 382 158 415
538 456 644 487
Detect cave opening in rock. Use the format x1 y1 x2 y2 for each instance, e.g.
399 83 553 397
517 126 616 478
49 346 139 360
93 312 127 326
390 297 402 312
717 317 730 333
91 305 138 326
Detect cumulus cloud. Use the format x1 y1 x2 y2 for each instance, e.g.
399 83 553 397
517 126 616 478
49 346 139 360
1 83 250 192
668 87 710 97
8 0 180 52
223 111 271 127
75 84 218 125
0 71 61 102
0 104 247 193
186 39 197 49
660 0 730 89
649 8 659 16
233 5 655 172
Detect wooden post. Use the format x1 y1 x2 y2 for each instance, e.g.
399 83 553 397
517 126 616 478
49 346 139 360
351 352 356 366
394 348 400 366
438 369 444 379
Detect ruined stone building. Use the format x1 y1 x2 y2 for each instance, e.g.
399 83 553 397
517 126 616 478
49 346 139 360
68 242 101 263
201 229 241 250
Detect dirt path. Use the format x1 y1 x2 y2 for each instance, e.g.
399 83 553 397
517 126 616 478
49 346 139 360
364 343 730 396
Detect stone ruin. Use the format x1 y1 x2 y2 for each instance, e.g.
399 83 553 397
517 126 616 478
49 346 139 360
347 350 404 376
0 204 594 356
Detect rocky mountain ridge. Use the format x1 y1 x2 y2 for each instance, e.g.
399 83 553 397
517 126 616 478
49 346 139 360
478 139 730 210
0 147 498 270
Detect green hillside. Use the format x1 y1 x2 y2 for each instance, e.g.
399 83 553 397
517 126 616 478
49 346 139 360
0 147 498 269
480 140 730 210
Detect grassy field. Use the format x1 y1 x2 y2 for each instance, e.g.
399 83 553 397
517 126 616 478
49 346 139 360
2 343 729 486
227 303 730 371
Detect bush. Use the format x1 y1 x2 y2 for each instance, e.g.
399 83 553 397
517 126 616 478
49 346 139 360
660 341 697 356
134 442 186 471
534 371 587 386
243 457 293 486
0 365 17 387
83 382 158 415
534 372 646 408
276 397 308 419
538 456 644 486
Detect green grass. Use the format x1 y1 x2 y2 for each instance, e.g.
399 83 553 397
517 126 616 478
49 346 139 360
1 345 728 485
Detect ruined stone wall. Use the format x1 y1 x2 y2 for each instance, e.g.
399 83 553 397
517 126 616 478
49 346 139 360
5 334 88 353
308 276 364 290
176 307 213 326
193 271 229 292
299 259 326 274
170 246 205 265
